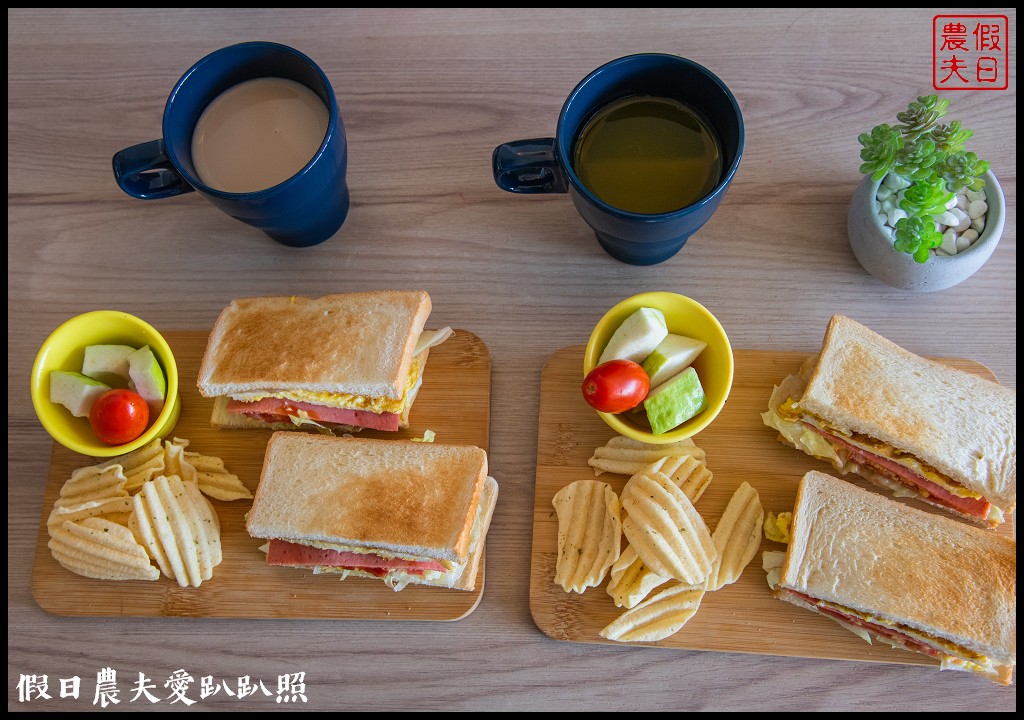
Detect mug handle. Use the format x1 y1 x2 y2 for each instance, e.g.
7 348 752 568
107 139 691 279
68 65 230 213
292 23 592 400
112 139 196 199
492 138 568 194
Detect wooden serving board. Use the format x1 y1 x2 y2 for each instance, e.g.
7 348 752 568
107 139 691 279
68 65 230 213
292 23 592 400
530 346 1012 665
32 329 491 621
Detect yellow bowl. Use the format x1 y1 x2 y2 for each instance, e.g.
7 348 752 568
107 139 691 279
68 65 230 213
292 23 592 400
30 310 181 458
583 292 734 443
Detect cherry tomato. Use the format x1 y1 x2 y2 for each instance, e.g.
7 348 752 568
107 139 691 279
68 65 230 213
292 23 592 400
581 359 651 414
89 389 150 445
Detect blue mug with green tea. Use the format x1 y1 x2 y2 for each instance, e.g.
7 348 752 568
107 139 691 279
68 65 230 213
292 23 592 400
492 53 744 265
112 42 348 248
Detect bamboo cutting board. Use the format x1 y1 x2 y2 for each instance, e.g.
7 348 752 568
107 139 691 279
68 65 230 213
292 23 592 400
530 345 1011 665
32 329 491 620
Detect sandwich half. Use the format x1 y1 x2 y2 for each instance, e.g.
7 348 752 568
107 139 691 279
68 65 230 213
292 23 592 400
770 470 1016 686
197 291 452 432
245 433 498 592
762 314 1016 528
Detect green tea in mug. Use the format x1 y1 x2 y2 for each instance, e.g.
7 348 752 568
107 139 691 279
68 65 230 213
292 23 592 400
572 95 723 214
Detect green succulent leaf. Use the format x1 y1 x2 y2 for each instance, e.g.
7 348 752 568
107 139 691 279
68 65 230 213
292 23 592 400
893 137 944 182
939 151 990 193
893 216 943 263
930 121 973 155
858 125 902 180
895 94 949 140
898 178 954 217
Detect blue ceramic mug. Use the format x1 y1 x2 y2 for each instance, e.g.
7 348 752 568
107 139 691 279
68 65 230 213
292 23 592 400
112 42 348 248
492 53 744 265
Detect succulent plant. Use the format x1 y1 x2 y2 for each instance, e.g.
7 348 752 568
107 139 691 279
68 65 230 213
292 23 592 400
858 95 990 263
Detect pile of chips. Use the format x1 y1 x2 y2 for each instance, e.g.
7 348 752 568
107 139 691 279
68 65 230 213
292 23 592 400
46 438 251 587
551 435 765 643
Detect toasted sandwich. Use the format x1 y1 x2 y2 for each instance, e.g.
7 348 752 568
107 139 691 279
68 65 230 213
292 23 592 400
197 291 452 433
245 433 498 591
768 470 1016 685
762 314 1016 528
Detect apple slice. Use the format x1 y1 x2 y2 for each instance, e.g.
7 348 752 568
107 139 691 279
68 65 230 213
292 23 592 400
82 344 136 386
50 370 111 417
127 345 166 416
641 334 707 388
598 307 668 365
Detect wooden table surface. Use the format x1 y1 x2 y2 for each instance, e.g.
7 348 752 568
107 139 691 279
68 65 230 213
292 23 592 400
8 8 1016 712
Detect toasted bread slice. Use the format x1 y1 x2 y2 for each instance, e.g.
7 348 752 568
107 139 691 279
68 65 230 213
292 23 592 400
197 291 431 400
246 433 487 565
778 471 1016 683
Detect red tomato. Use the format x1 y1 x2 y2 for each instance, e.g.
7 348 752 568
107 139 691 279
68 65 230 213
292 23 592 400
581 359 651 414
89 389 150 445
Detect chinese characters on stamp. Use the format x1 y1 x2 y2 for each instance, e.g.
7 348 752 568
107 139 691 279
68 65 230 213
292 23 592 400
934 15 1009 90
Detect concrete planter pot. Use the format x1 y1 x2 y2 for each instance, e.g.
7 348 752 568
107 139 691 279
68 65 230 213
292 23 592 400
847 170 1004 292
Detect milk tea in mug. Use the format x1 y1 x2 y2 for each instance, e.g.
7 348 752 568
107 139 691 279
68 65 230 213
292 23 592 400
191 77 330 193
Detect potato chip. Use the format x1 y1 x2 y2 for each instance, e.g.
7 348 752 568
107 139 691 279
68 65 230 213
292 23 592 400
599 582 706 642
55 465 129 508
589 435 705 477
552 480 622 593
48 496 135 529
184 451 252 501
130 474 223 588
606 545 670 608
644 455 712 504
620 470 716 584
162 438 196 481
70 438 166 493
706 481 764 591
48 517 159 581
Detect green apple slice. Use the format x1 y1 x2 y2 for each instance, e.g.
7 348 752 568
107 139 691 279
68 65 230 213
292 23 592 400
82 344 136 386
641 334 708 388
643 367 707 434
127 345 166 416
49 370 111 418
598 307 668 365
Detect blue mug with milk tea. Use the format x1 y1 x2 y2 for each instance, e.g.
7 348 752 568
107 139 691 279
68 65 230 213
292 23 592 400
112 42 349 248
492 53 744 265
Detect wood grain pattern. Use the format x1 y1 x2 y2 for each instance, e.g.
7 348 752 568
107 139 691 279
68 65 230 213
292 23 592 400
32 329 491 620
531 345 1012 663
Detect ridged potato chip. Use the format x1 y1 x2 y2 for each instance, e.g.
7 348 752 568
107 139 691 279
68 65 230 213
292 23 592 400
55 465 128 508
620 470 716 584
48 516 159 581
606 545 670 609
185 452 252 501
553 480 622 593
48 496 135 530
600 582 706 642
70 438 166 494
644 455 712 504
706 482 764 591
589 435 705 477
130 475 222 588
